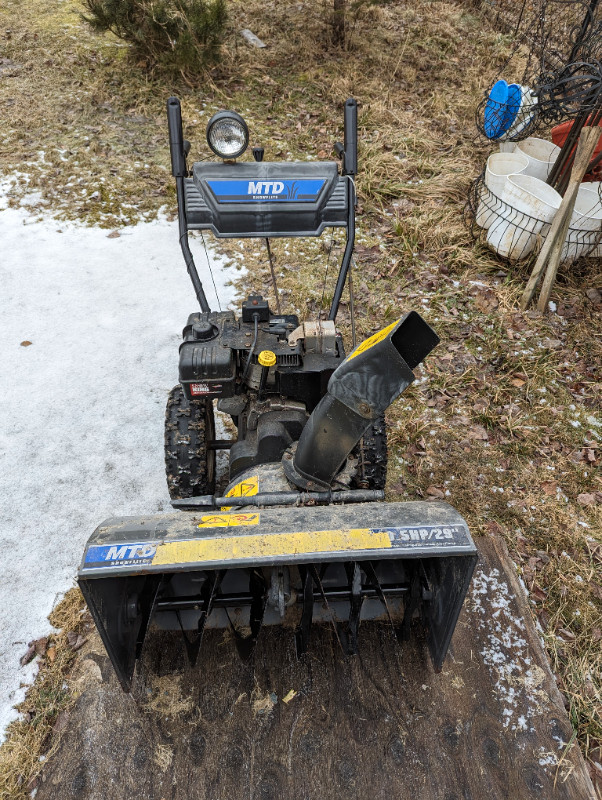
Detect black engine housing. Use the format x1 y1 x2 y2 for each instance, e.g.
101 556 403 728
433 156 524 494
178 298 345 479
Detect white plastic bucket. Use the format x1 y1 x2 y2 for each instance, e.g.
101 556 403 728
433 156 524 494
506 86 538 138
516 137 561 181
563 190 602 261
498 142 516 154
476 151 529 228
486 174 561 260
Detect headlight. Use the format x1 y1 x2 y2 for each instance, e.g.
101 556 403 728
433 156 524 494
206 110 249 159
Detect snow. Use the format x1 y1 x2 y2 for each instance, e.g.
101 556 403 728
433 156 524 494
470 567 548 737
0 192 238 741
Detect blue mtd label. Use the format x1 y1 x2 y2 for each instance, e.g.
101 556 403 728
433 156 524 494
84 542 158 568
207 179 326 203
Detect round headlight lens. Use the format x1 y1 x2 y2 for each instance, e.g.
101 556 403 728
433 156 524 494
206 111 249 159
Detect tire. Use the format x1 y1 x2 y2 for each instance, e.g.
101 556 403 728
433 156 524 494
350 416 388 490
165 385 216 499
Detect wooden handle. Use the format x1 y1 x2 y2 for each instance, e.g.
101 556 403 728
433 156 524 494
537 127 602 312
520 126 601 311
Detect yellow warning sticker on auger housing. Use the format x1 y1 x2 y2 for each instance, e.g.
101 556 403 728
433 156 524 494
221 475 259 511
197 512 260 528
152 527 391 567
345 318 400 362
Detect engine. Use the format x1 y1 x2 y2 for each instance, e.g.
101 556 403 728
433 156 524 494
178 295 345 479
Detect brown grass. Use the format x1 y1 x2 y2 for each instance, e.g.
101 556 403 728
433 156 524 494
0 0 601 793
0 589 90 799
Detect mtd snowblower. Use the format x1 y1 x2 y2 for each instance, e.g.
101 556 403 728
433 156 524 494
78 97 477 690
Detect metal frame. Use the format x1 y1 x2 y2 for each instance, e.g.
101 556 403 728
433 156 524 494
166 96 358 322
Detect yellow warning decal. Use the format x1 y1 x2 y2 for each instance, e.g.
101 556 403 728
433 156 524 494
197 512 260 528
152 528 391 567
221 475 259 511
346 318 399 362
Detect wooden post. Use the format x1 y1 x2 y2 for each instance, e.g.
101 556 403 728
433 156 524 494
520 126 602 311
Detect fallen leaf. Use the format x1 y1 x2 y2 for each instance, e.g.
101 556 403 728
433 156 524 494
511 378 525 388
473 289 499 313
53 710 70 734
20 644 36 667
469 425 489 441
71 635 87 651
33 637 48 656
426 486 445 498
578 493 597 505
585 287 602 304
531 585 547 602
557 628 576 642
282 689 297 704
46 645 56 663
107 230 120 239
20 341 32 347
589 583 602 602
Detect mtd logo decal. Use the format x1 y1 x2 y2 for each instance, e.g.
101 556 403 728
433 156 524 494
207 178 326 203
83 542 158 568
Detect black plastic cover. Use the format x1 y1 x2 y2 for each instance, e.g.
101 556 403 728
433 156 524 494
179 311 237 399
185 161 348 237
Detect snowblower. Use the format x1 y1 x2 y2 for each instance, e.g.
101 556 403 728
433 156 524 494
77 97 477 691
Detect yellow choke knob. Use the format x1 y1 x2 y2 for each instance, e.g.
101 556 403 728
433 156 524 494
257 350 277 367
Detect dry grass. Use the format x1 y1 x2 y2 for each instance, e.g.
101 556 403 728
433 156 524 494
143 674 195 717
0 0 601 793
0 589 90 799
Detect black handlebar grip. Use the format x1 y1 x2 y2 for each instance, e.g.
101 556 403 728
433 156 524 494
167 96 186 177
343 98 358 176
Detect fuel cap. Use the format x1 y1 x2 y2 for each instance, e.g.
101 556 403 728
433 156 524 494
192 321 218 341
258 350 277 367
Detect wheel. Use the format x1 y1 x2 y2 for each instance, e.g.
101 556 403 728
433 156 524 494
350 416 388 490
164 385 216 499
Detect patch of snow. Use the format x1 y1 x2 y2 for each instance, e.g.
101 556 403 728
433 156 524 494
0 189 238 741
470 567 547 734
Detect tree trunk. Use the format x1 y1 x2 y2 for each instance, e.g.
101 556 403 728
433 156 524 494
332 0 345 45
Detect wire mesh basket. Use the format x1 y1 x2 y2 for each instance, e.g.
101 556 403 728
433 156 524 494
476 89 541 143
465 169 602 263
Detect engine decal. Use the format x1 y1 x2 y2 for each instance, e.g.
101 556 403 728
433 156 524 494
190 382 222 396
206 179 326 203
346 318 400 362
221 475 259 511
